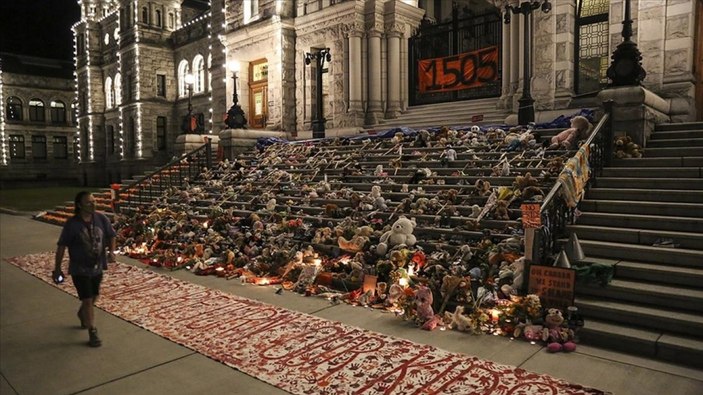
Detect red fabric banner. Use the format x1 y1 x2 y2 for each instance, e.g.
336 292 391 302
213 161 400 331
418 46 499 93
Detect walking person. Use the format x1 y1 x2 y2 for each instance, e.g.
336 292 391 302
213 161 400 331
53 191 117 347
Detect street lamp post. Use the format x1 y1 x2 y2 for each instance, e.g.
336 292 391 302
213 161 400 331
305 48 331 139
225 61 247 129
503 0 552 126
181 73 196 134
606 0 646 86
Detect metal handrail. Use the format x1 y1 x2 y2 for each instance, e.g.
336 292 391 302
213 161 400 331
535 101 614 265
123 139 213 209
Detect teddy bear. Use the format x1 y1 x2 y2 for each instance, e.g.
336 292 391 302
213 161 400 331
614 135 643 158
337 226 374 253
414 129 432 147
414 285 436 326
444 305 474 332
548 115 592 150
474 179 492 196
376 216 417 256
493 200 510 220
541 157 565 181
542 308 577 352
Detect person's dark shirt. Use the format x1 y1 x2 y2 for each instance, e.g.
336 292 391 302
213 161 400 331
57 213 116 276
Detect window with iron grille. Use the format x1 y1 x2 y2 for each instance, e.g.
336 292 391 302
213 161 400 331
575 0 609 94
156 116 167 151
10 135 25 159
32 135 47 159
53 136 68 159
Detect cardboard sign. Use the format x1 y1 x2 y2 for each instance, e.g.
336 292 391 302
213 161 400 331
528 265 575 310
521 203 541 228
471 114 484 122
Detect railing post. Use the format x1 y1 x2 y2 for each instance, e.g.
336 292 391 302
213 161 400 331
603 100 615 167
205 138 212 169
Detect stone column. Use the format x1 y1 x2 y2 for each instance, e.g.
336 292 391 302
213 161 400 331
499 17 512 110
348 31 363 113
385 31 401 119
510 13 522 109
366 30 383 125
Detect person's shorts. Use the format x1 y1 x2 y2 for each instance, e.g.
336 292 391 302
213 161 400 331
72 274 103 300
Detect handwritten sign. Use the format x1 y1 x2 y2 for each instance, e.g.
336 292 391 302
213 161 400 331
471 114 484 122
418 46 498 93
528 265 575 310
521 203 541 228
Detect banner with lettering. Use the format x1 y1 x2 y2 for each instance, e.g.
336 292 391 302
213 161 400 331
418 46 499 93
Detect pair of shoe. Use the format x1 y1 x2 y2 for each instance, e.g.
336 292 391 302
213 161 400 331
88 327 102 347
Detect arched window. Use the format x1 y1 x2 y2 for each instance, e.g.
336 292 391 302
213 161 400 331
193 54 205 93
141 7 149 23
29 99 45 122
156 10 162 27
178 60 190 97
6 96 23 120
114 73 122 105
575 0 609 94
50 101 66 124
105 76 113 108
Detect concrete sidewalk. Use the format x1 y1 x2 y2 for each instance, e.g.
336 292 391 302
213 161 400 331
1 213 702 395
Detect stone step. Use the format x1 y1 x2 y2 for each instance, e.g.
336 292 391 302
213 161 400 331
569 239 703 267
655 122 703 132
577 318 703 368
647 138 703 148
369 117 508 131
575 296 703 337
402 98 500 112
577 211 703 232
644 146 703 157
567 225 703 250
594 177 703 189
609 157 703 167
600 167 702 178
615 261 703 288
586 188 703 203
576 279 703 313
578 199 703 218
650 130 703 140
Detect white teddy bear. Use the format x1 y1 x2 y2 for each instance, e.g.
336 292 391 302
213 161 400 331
376 216 417 256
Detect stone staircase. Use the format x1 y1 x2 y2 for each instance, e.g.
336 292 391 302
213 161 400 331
366 98 508 131
566 121 703 367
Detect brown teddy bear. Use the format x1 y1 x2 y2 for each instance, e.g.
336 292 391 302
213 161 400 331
474 179 492 196
614 135 643 158
493 200 510 220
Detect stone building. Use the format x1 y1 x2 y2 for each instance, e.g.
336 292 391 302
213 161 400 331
0 53 78 187
2 0 700 185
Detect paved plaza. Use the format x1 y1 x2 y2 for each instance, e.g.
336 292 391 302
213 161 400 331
1 213 702 395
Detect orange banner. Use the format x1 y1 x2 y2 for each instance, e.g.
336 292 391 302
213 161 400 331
418 46 499 93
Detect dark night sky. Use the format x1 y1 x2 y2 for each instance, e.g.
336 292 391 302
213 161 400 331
0 0 81 60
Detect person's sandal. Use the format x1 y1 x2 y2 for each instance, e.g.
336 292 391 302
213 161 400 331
88 328 102 347
77 307 87 329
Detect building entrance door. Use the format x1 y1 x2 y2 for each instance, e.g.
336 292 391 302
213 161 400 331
249 59 268 128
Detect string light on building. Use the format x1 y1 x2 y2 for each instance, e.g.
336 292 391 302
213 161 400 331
134 0 143 157
116 13 124 159
207 3 213 134
72 24 82 162
0 66 7 165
